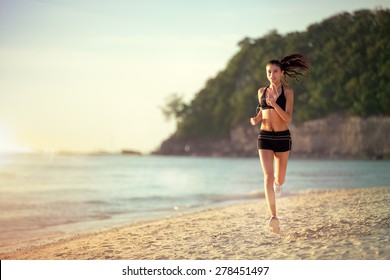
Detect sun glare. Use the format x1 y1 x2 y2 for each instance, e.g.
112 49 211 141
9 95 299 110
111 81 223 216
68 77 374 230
0 123 32 154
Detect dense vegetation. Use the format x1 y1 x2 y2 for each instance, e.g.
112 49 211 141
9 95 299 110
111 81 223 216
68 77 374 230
162 9 390 139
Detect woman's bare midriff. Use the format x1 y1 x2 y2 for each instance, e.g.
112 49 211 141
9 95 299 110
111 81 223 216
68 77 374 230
260 109 288 131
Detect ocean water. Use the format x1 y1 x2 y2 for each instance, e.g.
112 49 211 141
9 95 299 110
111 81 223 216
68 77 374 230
1 153 389 251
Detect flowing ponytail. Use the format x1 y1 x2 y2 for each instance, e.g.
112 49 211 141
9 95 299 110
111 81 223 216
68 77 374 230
268 53 310 84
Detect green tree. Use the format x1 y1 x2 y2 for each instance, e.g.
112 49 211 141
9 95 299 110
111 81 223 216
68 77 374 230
164 9 390 140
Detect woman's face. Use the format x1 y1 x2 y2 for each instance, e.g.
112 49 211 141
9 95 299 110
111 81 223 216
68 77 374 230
266 64 283 85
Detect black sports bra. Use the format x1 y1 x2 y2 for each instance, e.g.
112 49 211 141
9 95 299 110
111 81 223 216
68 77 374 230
258 86 286 110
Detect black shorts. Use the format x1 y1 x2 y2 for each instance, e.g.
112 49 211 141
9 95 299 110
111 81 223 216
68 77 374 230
257 130 292 152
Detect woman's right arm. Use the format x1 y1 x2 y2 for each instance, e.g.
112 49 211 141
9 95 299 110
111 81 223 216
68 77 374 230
250 88 263 125
250 111 262 125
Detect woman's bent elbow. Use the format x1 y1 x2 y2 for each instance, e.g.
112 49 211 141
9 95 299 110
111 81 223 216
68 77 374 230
284 116 292 123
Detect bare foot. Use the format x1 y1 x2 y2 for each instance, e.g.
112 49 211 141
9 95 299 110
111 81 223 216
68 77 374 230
268 216 280 234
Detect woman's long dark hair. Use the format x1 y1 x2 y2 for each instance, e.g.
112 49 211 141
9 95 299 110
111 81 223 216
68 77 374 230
268 54 310 84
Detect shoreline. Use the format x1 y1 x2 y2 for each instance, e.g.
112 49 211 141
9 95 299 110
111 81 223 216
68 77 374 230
0 193 267 255
1 186 389 260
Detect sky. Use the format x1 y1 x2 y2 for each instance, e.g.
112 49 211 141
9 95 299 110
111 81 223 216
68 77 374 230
1 0 389 154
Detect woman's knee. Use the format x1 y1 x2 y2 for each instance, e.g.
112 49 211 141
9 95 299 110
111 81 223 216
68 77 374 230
263 171 275 184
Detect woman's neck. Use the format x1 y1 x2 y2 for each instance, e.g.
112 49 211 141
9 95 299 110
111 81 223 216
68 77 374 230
270 82 281 88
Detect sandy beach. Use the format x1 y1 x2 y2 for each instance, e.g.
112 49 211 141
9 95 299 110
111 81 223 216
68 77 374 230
1 186 389 260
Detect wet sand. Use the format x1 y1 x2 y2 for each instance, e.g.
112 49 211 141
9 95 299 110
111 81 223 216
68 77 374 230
1 187 389 260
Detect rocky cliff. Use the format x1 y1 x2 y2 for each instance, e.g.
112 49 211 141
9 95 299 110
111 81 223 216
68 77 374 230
155 115 390 159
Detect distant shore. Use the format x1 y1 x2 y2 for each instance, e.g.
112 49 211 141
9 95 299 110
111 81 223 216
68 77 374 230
1 186 389 260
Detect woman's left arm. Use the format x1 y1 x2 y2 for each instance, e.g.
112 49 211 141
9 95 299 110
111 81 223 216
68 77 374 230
271 88 294 123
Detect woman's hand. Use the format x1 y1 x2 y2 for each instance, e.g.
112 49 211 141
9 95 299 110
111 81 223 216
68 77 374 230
250 117 257 126
266 94 276 107
250 115 261 126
